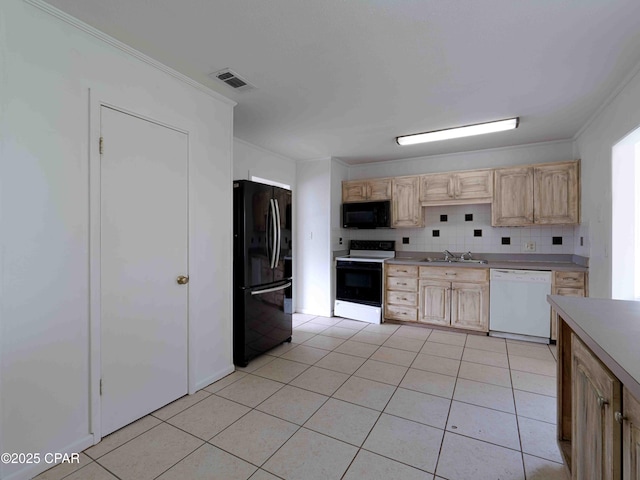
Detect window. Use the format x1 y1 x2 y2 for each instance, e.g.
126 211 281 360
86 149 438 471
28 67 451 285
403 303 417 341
612 125 640 299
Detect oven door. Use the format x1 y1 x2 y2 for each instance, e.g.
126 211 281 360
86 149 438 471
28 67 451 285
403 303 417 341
336 260 383 307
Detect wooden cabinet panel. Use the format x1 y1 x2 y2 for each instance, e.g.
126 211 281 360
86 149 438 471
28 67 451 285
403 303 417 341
623 387 640 480
342 178 391 202
418 279 450 326
555 271 585 288
386 304 418 321
342 181 369 203
571 334 621 480
387 265 418 277
387 276 418 291
385 264 419 322
534 162 579 225
451 282 489 332
420 170 493 205
420 173 453 203
368 178 392 200
418 267 489 332
455 170 493 201
551 271 587 341
419 266 489 283
387 291 417 307
392 176 423 228
493 161 579 226
492 166 534 226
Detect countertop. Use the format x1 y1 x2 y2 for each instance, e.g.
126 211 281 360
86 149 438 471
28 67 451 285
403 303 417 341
548 295 640 400
387 252 588 272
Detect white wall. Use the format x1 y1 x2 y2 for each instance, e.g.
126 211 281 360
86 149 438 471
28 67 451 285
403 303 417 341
0 2 234 479
575 64 640 298
348 140 574 179
233 138 298 309
331 160 350 252
296 159 333 316
233 138 297 189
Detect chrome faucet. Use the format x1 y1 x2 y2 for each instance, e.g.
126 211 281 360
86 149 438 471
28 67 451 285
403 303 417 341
461 251 473 260
443 249 455 261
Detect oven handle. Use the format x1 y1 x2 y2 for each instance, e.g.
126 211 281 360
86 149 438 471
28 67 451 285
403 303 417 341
336 263 383 270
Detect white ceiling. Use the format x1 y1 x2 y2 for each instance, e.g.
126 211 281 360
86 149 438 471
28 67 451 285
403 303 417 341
44 0 640 164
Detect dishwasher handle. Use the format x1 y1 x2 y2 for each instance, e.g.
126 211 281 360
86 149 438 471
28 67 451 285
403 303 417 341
490 269 552 283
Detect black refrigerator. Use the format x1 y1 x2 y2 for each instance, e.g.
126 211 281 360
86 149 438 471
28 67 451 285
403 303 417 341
233 180 293 367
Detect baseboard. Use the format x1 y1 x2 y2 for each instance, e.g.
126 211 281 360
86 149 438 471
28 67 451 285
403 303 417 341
194 364 235 392
296 307 334 318
2 434 94 480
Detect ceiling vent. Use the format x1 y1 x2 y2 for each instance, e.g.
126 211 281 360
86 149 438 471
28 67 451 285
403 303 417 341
209 68 255 92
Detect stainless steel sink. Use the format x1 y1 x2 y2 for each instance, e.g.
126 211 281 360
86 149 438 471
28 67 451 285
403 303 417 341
458 258 488 264
421 257 488 264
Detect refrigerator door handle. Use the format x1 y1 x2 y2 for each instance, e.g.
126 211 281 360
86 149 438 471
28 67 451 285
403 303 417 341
251 282 292 295
274 198 281 268
269 199 278 269
266 199 272 265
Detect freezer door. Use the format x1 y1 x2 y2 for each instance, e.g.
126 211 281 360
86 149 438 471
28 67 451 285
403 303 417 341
233 281 293 366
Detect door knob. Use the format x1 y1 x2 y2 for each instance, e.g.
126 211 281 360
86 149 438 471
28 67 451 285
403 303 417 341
176 275 189 285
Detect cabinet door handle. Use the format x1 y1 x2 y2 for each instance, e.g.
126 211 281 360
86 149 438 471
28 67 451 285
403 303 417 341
398 282 407 286
597 396 608 409
614 411 626 424
445 272 456 276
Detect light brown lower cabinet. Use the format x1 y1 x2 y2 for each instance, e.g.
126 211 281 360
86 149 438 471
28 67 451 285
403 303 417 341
571 334 621 480
551 271 587 341
623 387 640 480
418 267 489 332
385 265 418 322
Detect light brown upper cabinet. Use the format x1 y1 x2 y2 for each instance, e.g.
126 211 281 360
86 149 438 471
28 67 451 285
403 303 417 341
534 161 580 224
342 178 391 203
492 160 579 226
420 169 493 206
392 176 423 228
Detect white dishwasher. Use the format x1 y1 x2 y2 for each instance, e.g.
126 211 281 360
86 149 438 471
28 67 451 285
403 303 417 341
489 269 552 343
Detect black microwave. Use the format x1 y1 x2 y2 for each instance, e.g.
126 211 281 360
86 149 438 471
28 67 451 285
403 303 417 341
342 201 391 229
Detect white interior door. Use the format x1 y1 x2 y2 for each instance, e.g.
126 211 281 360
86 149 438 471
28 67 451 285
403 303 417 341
100 106 188 436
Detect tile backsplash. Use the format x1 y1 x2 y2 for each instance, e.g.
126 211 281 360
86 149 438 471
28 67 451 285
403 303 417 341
345 204 580 254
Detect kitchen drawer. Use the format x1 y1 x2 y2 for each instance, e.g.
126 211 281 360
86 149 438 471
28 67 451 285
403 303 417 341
387 265 419 277
554 271 585 288
387 291 417 307
419 266 489 283
555 287 584 297
386 304 418 321
387 276 418 291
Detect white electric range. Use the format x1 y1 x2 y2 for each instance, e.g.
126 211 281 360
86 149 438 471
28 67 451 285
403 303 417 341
334 240 395 323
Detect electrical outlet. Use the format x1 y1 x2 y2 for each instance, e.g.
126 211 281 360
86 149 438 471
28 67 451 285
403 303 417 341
524 241 536 252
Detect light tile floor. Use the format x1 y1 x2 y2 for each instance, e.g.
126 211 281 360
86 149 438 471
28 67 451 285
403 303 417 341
36 315 568 480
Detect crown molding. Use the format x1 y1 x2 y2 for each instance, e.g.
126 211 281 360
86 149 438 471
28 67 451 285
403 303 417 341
573 57 640 141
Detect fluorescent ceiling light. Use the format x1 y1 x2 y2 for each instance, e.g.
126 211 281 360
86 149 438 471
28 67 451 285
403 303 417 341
396 117 519 146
